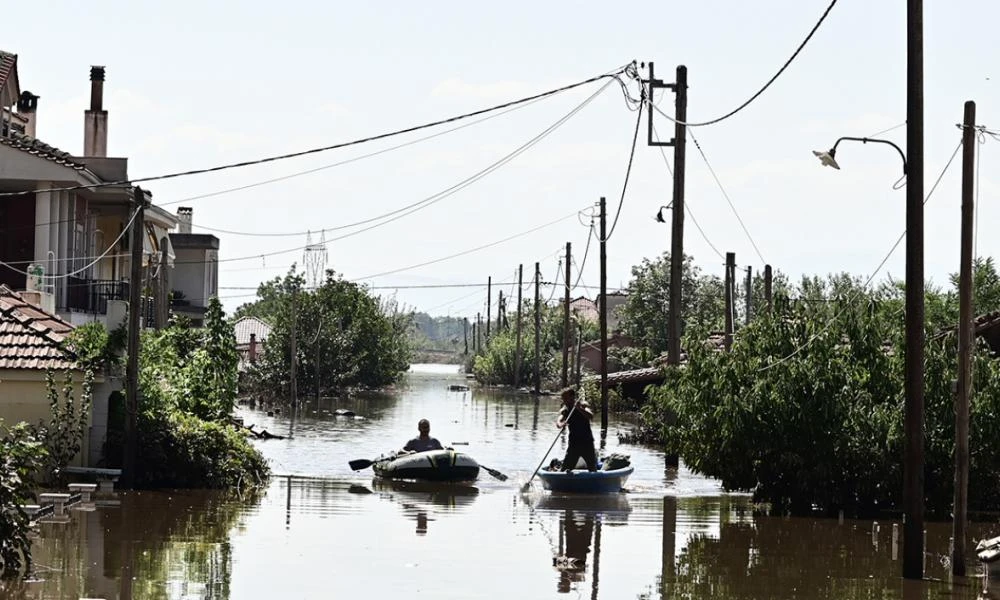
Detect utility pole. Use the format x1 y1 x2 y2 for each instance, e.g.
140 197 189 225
744 266 752 325
476 312 481 353
486 277 492 345
534 262 541 394
599 197 609 430
645 62 687 366
562 242 572 389
290 287 298 406
122 186 146 489
515 264 523 387
157 239 169 328
313 320 323 403
724 253 735 351
952 99 976 577
464 318 469 355
764 265 773 313
903 0 926 580
498 291 504 333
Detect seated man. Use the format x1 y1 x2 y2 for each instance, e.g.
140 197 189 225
402 419 444 453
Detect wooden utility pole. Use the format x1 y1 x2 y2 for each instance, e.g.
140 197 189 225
534 262 541 394
764 264 773 313
562 242 572 389
744 266 752 325
122 186 146 489
598 196 609 430
313 321 323 402
475 312 481 353
486 277 492 345
903 0 926 580
724 253 735 351
498 291 504 333
157 238 169 328
464 318 469 355
645 62 687 366
515 264 523 386
290 288 298 406
952 99 976 576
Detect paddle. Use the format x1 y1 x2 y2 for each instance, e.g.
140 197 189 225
348 458 377 471
479 465 508 481
520 398 580 492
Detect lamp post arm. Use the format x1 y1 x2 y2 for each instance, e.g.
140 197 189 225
832 136 908 173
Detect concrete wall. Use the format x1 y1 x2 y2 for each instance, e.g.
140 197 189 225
0 369 96 467
173 247 208 307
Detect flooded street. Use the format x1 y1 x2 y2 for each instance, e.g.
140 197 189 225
11 364 1000 599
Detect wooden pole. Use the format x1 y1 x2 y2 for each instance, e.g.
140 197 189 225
498 290 504 334
724 253 734 351
764 264 773 313
599 196 608 430
486 277 492 345
952 99 976 576
903 0 926 579
476 312 481 353
122 186 145 489
515 264 523 386
744 266 752 325
562 242 571 389
464 317 469 355
667 65 688 366
290 287 297 406
534 262 541 394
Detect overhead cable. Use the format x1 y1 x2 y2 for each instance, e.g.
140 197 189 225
0 63 632 198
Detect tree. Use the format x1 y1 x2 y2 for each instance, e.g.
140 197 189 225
241 267 412 398
0 421 44 579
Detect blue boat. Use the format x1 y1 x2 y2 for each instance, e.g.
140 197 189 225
536 466 634 494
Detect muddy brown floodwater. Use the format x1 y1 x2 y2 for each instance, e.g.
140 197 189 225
7 364 1000 599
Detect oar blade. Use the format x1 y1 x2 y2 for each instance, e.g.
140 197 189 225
349 458 374 471
481 465 508 481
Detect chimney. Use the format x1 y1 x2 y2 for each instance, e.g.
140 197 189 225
17 91 38 138
249 333 258 363
84 66 107 157
176 207 193 234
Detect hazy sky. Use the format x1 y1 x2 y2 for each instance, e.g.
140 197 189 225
6 1 998 318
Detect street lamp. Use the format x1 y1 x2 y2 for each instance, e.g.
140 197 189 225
813 136 908 176
654 204 672 223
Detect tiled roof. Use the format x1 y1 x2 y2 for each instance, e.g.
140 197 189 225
0 131 87 171
0 285 77 370
233 316 271 346
0 51 16 95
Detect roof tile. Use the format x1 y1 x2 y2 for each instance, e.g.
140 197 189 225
0 285 77 371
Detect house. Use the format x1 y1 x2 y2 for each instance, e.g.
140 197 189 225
578 331 635 374
234 315 271 371
0 285 114 467
168 207 220 327
0 53 177 330
567 292 628 331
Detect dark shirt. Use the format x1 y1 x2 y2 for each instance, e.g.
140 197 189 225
403 436 443 452
559 404 593 443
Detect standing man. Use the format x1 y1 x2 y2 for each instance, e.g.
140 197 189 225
402 419 444 453
556 388 598 472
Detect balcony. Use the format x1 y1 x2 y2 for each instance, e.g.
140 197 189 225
64 277 128 315
63 278 155 327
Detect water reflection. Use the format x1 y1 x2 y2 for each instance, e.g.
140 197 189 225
366 479 480 536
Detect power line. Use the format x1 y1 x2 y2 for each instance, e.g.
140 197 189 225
167 82 612 267
650 0 838 128
0 64 631 199
353 208 585 281
159 90 560 213
604 98 643 240
684 123 767 264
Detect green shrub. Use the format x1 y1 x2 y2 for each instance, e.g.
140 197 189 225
0 421 45 579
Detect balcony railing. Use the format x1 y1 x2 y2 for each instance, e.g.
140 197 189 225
64 277 128 315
